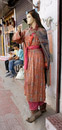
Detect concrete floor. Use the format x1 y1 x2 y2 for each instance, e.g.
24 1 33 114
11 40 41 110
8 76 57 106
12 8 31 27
0 60 55 130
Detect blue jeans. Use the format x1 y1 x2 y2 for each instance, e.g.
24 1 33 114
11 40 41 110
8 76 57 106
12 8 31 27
9 59 23 74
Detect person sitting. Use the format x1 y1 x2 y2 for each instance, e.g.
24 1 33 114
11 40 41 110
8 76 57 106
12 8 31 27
8 44 24 78
5 45 18 75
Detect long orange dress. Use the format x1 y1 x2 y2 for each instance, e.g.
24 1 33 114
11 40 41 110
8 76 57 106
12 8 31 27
23 27 45 102
13 26 46 103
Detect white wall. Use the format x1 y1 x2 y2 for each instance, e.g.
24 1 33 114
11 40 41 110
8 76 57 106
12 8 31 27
33 0 58 110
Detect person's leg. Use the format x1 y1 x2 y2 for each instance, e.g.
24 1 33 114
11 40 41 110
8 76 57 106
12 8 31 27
28 101 46 113
26 101 42 123
14 60 23 67
5 60 9 72
9 60 23 77
28 101 39 112
13 60 23 74
9 60 16 75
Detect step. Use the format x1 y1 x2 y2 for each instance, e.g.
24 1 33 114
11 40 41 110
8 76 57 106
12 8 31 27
46 113 62 130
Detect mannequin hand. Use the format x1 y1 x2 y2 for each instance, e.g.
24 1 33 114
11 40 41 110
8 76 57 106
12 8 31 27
17 25 21 33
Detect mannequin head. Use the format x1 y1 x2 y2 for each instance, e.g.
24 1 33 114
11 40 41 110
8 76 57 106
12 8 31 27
27 13 36 25
26 9 44 28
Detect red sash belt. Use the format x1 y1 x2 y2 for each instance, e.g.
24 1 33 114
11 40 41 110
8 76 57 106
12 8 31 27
24 45 40 70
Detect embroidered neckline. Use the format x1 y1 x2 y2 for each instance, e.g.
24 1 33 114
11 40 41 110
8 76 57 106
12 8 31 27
30 24 38 31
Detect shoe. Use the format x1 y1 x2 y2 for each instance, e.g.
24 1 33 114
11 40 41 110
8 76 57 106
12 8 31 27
26 110 42 123
5 71 9 74
10 73 16 78
40 103 46 113
5 72 11 77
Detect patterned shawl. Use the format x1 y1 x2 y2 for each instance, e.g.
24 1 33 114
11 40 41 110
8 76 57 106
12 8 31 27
25 27 50 69
36 28 50 69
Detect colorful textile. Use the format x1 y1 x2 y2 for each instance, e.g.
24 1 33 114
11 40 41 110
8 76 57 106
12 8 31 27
0 56 9 61
36 29 50 69
13 26 50 102
28 101 44 110
24 45 40 70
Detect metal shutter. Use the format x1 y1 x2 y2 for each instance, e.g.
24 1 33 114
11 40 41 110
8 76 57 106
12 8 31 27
15 0 32 26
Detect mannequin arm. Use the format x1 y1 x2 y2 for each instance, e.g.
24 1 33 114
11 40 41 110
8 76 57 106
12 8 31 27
12 26 25 44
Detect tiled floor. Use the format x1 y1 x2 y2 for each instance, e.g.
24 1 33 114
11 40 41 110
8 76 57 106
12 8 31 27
0 61 56 130
0 76 25 130
0 114 24 130
46 113 62 130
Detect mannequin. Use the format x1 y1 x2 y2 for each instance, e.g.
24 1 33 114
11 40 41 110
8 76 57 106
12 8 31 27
13 9 50 123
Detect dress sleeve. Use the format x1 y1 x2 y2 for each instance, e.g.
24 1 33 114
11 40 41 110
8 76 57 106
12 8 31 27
12 30 26 44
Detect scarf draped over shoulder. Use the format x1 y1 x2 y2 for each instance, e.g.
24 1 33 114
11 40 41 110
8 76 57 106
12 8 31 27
36 27 50 69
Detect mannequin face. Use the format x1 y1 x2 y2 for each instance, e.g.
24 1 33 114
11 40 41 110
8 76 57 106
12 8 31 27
26 13 35 25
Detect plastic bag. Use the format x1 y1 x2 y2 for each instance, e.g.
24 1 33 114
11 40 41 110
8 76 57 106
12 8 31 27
15 66 24 80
